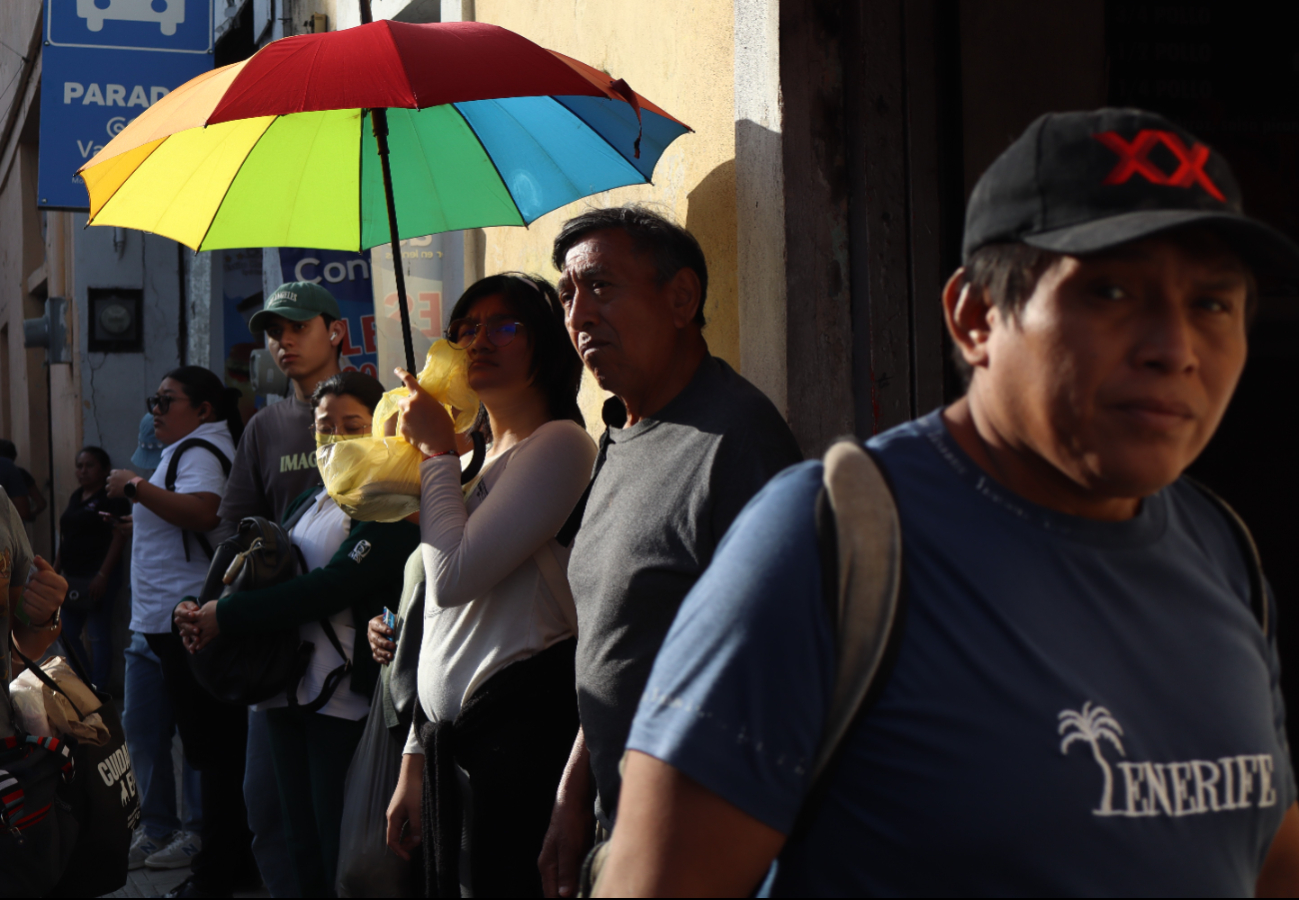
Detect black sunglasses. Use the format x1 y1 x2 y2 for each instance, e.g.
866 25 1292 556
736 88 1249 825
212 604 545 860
145 394 186 414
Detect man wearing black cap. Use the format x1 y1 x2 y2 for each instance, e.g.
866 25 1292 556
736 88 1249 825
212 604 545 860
591 109 1299 896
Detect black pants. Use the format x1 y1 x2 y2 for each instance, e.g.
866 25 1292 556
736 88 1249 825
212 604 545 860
145 632 257 893
265 705 367 897
421 638 580 898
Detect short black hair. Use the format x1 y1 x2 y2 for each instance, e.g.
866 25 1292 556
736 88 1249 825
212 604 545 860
448 273 584 428
310 370 385 413
0 439 15 461
551 205 709 326
78 445 111 471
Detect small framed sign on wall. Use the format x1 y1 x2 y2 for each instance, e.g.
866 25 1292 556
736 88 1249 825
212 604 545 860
88 288 144 353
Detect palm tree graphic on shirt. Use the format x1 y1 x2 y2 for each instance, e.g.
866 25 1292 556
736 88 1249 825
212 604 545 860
1059 702 1126 815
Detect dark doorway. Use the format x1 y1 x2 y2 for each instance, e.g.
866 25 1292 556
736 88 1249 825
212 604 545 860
1105 0 1299 763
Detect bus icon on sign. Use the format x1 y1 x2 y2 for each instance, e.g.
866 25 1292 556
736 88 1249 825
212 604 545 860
76 0 185 36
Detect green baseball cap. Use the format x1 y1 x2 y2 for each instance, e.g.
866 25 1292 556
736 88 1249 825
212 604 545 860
248 281 341 334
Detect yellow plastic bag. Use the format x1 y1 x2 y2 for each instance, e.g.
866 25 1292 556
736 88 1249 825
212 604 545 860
318 340 478 522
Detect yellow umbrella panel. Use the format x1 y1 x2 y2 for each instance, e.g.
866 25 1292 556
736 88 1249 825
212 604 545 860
81 104 531 253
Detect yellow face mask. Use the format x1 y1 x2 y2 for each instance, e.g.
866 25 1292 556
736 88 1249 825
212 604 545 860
315 431 370 449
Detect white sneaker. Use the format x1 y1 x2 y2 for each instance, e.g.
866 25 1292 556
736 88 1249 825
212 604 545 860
128 829 172 870
144 830 202 870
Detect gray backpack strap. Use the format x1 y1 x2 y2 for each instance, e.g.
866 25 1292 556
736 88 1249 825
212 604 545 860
808 438 905 784
1184 477 1269 637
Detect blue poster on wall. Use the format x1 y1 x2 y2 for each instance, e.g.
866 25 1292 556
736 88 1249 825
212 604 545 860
38 0 214 209
277 248 380 380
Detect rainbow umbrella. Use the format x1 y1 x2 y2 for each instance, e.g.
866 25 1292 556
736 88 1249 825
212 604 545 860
78 19 690 371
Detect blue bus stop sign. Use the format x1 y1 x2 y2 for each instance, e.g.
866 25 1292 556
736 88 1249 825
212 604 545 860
38 0 214 209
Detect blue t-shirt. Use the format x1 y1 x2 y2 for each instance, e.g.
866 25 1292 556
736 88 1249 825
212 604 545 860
628 411 1295 896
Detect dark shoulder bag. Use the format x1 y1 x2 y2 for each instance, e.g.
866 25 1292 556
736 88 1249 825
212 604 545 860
178 515 308 705
180 507 358 712
0 686 79 897
5 638 140 898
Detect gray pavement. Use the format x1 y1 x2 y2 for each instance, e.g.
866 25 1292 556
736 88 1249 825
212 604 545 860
103 865 271 898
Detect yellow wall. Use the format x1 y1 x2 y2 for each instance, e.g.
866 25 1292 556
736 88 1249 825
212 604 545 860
473 0 737 430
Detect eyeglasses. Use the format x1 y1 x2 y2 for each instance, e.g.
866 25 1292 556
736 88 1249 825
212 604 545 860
145 394 185 414
446 316 524 350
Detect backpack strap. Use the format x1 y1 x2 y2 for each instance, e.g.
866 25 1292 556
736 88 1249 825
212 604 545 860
460 431 486 486
282 489 320 534
1184 476 1268 637
579 439 905 893
281 533 351 714
285 617 353 714
788 439 906 842
808 438 905 785
164 438 233 563
279 494 354 713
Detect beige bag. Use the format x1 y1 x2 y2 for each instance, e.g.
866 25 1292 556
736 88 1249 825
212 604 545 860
10 656 110 746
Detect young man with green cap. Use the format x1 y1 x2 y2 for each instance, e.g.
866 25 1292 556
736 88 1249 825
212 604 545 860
595 109 1299 896
210 280 345 897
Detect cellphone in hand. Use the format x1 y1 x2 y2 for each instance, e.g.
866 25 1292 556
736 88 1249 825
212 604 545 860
383 608 397 632
99 511 123 527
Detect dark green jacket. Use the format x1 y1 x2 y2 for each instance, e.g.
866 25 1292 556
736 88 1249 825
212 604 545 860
215 488 421 700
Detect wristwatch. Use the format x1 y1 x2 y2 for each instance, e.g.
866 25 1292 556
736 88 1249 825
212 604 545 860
123 476 143 501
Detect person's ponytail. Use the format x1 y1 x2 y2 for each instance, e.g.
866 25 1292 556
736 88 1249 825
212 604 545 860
162 366 245 446
221 386 246 445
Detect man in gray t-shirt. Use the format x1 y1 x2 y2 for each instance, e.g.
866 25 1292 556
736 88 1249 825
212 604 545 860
539 207 801 896
571 358 800 818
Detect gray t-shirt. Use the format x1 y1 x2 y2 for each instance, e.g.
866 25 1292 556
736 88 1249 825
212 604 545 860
216 395 321 540
1 491 34 686
569 356 802 822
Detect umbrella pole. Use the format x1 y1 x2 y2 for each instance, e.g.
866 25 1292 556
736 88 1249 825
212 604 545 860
370 107 419 375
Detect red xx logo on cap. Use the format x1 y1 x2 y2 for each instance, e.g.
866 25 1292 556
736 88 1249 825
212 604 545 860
1093 130 1225 202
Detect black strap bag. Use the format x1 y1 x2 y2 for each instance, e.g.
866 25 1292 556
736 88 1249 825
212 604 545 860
179 510 356 712
3 639 140 898
178 515 308 705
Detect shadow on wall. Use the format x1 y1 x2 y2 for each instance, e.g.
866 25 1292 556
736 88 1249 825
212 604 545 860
731 119 791 427
685 157 738 367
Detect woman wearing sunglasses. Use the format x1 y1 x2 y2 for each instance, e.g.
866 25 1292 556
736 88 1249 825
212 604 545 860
377 273 597 896
105 367 261 895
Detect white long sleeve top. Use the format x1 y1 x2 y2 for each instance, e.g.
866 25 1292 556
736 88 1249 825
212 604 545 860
405 419 597 754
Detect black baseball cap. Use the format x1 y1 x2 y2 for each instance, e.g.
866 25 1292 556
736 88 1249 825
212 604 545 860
963 108 1299 278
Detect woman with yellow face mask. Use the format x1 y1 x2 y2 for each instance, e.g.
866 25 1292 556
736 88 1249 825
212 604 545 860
175 370 421 897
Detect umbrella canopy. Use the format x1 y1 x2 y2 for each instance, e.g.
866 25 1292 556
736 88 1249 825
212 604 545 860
79 20 691 252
